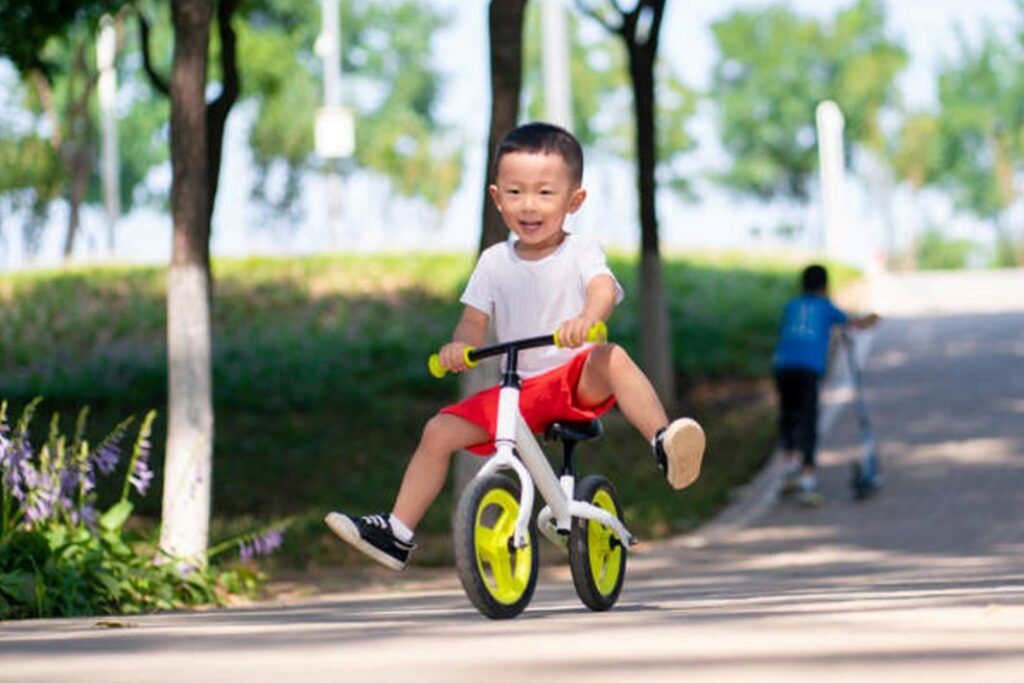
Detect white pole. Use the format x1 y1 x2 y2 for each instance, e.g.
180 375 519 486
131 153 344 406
815 100 846 258
541 0 573 130
315 0 353 249
97 15 120 256
320 0 341 107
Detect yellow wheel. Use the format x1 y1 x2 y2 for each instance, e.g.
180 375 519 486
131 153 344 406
568 475 627 611
453 474 538 619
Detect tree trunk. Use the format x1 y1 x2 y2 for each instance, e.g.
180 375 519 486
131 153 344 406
62 137 93 260
160 0 214 567
624 1 676 410
478 0 528 253
456 0 529 496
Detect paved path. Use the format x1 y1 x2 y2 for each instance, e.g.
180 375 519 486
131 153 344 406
2 270 1022 682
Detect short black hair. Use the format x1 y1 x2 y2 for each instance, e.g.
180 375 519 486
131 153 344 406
493 122 583 186
801 264 828 292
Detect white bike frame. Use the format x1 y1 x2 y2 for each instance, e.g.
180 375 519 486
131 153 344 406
473 383 636 551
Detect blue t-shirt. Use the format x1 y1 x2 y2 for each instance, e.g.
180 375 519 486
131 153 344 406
772 294 849 375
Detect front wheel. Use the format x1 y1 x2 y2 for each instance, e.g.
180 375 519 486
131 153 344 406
568 474 627 611
453 474 538 619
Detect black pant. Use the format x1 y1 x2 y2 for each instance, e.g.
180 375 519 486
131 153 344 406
774 368 820 468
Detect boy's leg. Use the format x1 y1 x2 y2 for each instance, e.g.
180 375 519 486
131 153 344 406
392 414 490 529
794 372 823 506
795 373 819 474
577 344 705 489
325 413 488 570
775 370 803 494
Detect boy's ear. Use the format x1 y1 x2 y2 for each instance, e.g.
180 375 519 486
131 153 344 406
568 187 587 213
488 184 501 211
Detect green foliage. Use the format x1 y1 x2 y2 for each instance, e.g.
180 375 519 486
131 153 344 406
522 5 629 150
0 252 822 572
241 0 464 215
0 0 123 75
527 3 699 196
933 34 1020 219
1 0 463 250
708 0 907 201
0 3 170 253
0 400 285 619
921 16 1024 264
892 113 942 190
914 229 975 270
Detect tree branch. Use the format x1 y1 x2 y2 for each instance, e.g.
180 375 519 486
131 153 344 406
573 0 618 34
67 42 99 124
136 9 170 96
208 0 240 122
29 69 61 149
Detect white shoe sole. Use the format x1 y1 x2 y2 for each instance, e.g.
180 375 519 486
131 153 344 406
663 418 706 490
324 512 406 571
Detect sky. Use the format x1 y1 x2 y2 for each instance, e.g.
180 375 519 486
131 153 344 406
2 0 1020 271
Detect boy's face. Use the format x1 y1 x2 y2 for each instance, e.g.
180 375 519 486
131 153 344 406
489 151 586 258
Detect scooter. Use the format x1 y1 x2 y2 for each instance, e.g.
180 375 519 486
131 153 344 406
842 330 882 499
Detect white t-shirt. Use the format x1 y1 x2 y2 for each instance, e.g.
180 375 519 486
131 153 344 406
460 233 624 378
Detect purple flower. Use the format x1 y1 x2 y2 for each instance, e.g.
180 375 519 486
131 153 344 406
93 442 121 476
21 463 60 525
129 433 153 497
239 527 285 561
59 464 88 506
71 504 99 528
2 440 32 502
176 561 196 577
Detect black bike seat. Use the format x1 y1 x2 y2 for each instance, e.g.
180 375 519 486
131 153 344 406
544 419 604 443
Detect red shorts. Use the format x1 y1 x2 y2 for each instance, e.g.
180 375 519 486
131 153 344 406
439 346 616 455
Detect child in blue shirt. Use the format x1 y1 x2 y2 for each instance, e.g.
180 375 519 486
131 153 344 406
772 264 879 505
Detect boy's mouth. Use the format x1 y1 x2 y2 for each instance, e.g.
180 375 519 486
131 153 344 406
518 220 543 232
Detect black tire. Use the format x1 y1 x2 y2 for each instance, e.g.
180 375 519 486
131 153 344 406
568 474 627 611
453 474 539 619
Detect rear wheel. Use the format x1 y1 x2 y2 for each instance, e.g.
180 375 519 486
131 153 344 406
453 474 538 619
568 474 627 611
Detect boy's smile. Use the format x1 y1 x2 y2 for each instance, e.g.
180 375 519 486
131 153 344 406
489 151 586 260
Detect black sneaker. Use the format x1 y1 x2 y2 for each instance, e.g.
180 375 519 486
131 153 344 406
653 418 706 490
324 512 415 570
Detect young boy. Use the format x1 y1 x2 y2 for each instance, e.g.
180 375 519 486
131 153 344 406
772 264 879 506
326 122 706 570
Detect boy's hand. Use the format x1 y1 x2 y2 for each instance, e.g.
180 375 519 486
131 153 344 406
438 341 474 373
851 313 881 330
556 316 600 348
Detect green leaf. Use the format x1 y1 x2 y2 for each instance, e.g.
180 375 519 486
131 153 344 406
99 501 133 533
0 570 37 604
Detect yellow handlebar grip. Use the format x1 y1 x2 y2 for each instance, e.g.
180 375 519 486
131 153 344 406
429 348 478 378
428 354 446 378
555 320 608 348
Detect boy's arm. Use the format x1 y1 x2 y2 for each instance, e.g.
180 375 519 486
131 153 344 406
847 312 881 330
558 274 618 347
438 305 490 372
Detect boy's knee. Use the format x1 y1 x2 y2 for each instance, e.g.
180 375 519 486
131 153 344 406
420 413 483 454
421 414 452 446
590 342 628 368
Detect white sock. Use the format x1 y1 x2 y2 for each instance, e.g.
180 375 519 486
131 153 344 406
800 473 817 491
388 514 414 543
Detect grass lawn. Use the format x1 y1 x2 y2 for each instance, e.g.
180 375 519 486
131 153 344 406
0 250 859 572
